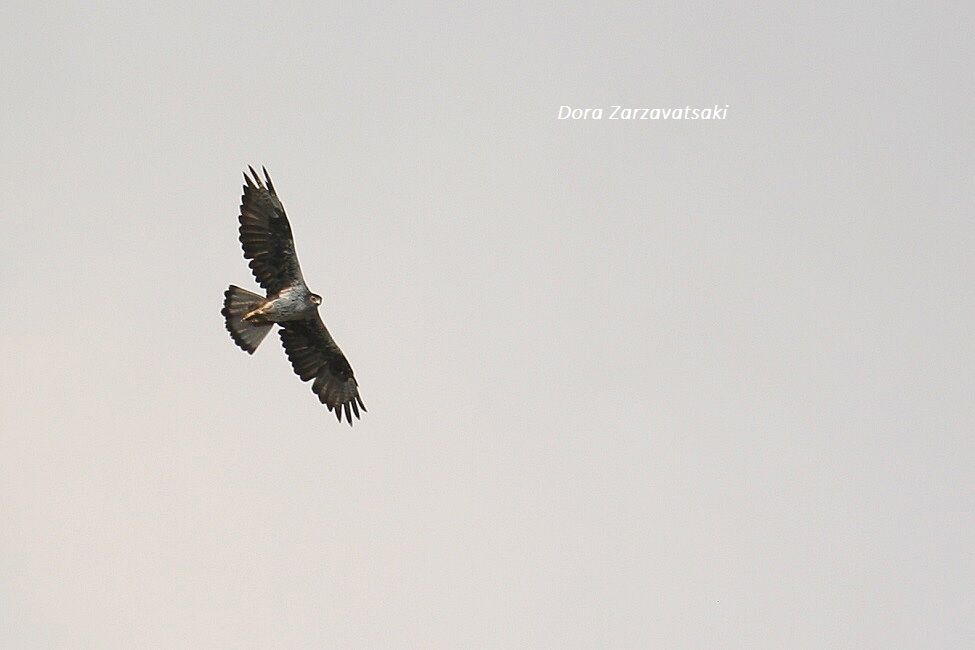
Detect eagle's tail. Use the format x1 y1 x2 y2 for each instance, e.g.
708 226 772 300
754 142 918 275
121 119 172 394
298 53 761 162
222 285 273 354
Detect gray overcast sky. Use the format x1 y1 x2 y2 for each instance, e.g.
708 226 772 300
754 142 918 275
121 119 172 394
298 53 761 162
1 2 972 648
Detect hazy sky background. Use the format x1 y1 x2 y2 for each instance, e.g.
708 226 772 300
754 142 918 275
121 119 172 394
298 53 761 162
1 3 972 648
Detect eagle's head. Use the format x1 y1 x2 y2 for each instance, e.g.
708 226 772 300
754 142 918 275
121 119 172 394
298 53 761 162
309 293 323 306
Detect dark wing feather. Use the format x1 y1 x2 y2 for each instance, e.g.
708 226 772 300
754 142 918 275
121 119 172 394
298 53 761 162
238 166 305 294
279 315 366 425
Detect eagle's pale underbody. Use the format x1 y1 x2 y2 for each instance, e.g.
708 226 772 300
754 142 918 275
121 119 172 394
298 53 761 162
221 167 365 424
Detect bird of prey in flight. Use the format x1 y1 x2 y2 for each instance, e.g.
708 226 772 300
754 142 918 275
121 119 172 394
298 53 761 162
221 166 365 425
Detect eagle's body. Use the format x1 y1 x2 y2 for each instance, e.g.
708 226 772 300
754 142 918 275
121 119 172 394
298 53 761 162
244 285 318 324
221 166 365 425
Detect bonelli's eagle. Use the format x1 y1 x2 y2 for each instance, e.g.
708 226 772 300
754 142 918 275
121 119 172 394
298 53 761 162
221 166 365 424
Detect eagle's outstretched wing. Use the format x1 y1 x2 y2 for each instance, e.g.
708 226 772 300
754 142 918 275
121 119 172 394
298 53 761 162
238 166 305 294
279 314 366 425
